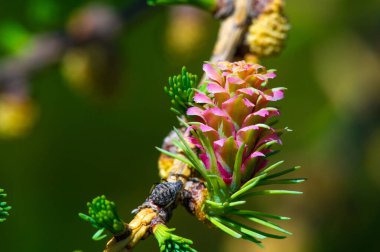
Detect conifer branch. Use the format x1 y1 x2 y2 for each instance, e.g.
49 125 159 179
79 1 299 252
0 188 11 223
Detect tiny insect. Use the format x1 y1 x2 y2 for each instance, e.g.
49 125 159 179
148 181 182 208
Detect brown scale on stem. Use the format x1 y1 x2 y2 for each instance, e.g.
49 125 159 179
181 179 208 223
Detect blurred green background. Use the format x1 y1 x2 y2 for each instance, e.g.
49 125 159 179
1 0 380 251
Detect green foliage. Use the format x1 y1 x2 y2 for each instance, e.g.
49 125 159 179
27 0 59 26
165 127 229 203
204 164 305 247
157 127 229 203
147 0 217 12
153 224 197 252
164 67 198 116
79 195 125 241
160 126 304 246
0 22 31 55
0 188 11 223
162 118 304 247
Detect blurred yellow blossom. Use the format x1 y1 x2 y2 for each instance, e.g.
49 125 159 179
0 96 37 138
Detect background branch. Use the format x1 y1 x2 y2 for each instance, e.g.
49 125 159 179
0 1 147 89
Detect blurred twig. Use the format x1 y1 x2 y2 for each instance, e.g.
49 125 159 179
209 0 251 62
0 1 148 90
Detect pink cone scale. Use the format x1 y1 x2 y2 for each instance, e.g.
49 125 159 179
186 61 285 189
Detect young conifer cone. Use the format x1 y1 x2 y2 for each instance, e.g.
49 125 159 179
186 61 284 187
161 60 302 246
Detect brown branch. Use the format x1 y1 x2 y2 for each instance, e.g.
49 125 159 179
210 0 252 62
0 33 67 86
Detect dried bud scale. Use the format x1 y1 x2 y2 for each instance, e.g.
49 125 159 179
158 154 175 180
181 179 208 222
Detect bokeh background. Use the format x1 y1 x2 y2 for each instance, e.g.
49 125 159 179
1 0 380 251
